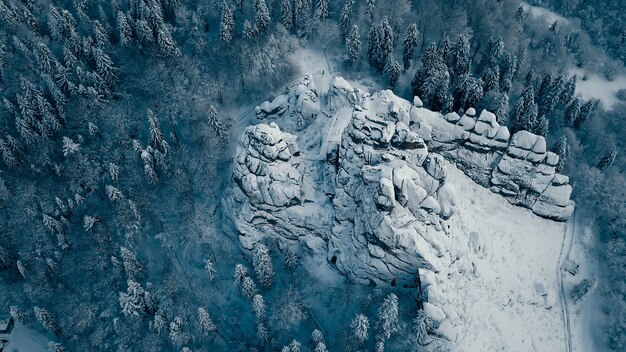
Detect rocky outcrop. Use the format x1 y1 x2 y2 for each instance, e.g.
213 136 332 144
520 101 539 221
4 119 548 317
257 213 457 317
255 74 321 129
224 76 575 345
225 122 330 250
412 105 574 220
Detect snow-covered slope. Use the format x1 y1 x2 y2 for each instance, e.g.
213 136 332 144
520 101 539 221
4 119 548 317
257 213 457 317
444 163 566 351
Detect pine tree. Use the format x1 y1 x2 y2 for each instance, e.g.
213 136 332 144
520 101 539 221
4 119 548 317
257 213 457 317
533 115 549 136
452 74 483 111
48 342 65 352
253 243 274 288
345 25 361 67
288 340 302 352
148 109 168 153
198 307 217 335
596 150 617 170
62 136 79 157
564 98 581 126
573 99 598 128
34 307 61 336
402 23 419 71
449 34 471 77
377 293 399 342
482 68 500 92
208 104 226 136
156 25 181 57
494 92 509 123
234 264 248 288
351 313 369 345
243 20 255 39
220 3 235 44
242 275 257 299
169 316 188 346
254 0 271 33
511 85 538 132
561 75 576 105
365 0 376 25
378 17 394 70
384 55 401 90
483 36 504 71
252 294 266 320
411 43 450 111
204 259 216 281
500 52 518 94
552 135 569 172
315 0 329 20
120 246 142 277
339 0 354 42
437 35 451 67
413 309 432 345
257 322 269 342
281 0 293 30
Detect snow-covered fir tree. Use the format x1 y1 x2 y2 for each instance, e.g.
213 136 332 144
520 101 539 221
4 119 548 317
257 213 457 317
411 42 450 111
255 0 271 33
402 23 419 71
351 313 369 345
220 3 235 44
281 0 293 30
253 243 274 288
552 135 569 172
596 150 617 170
315 0 329 21
198 307 217 335
384 55 401 90
511 85 539 132
345 25 361 67
376 293 399 343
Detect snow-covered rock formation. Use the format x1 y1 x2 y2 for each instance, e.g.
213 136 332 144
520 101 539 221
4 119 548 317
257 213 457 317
413 106 574 220
224 76 575 344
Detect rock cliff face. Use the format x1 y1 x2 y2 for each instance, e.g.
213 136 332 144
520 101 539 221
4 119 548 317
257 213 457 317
224 76 575 343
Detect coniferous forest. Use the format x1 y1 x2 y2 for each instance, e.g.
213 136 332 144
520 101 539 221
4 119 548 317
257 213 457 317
0 0 625 351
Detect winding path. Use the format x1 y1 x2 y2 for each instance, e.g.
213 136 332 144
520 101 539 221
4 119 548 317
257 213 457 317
558 210 576 352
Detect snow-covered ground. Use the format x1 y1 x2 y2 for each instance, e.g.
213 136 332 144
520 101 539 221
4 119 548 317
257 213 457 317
443 163 567 351
2 324 49 352
568 68 626 109
564 214 608 352
521 2 570 25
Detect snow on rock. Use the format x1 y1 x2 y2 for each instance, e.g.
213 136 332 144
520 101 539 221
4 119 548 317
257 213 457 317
413 106 575 221
255 74 322 129
326 76 358 113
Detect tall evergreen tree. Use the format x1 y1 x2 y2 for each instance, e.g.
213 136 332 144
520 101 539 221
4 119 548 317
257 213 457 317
339 0 354 42
345 25 361 68
254 0 271 33
281 0 294 30
511 85 539 132
449 34 471 77
376 293 399 343
552 135 569 172
315 0 329 20
411 43 450 111
385 55 401 90
564 98 581 126
402 24 419 71
573 99 598 128
352 313 369 346
596 150 617 170
365 0 376 25
220 3 235 44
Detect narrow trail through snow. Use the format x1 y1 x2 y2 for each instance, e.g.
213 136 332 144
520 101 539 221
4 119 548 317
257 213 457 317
558 210 577 352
